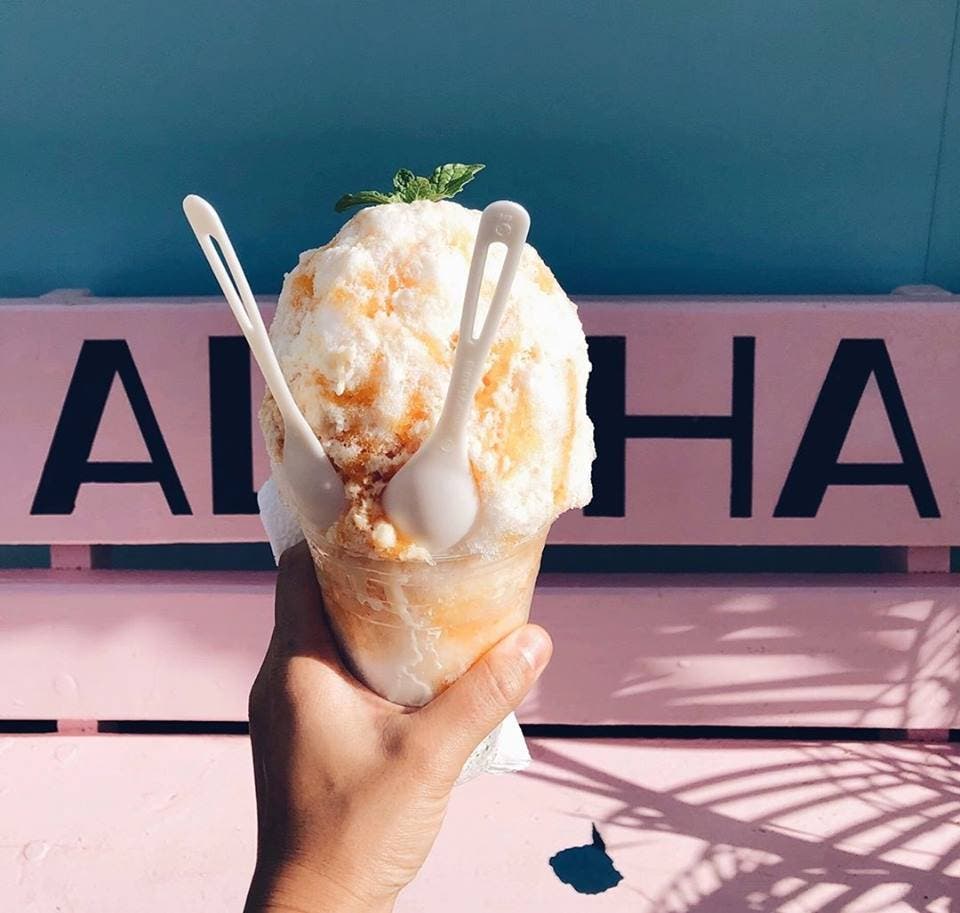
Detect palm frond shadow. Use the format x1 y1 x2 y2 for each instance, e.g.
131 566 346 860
527 740 960 912
530 578 960 729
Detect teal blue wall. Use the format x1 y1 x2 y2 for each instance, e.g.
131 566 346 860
2 1 959 297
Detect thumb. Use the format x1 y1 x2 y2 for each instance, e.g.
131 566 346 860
413 624 552 775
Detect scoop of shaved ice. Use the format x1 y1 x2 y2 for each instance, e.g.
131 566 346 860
259 199 595 559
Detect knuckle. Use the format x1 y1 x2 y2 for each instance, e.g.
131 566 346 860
278 658 312 705
247 666 269 719
248 643 279 707
278 541 302 568
479 653 523 710
247 676 262 712
249 653 310 716
278 540 309 573
277 548 295 573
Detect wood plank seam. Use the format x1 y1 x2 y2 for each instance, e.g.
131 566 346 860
56 719 97 735
49 545 94 570
905 545 953 572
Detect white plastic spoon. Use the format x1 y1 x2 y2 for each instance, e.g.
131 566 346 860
182 194 345 534
383 200 530 552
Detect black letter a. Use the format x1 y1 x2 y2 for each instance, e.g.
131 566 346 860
774 338 937 518
31 340 191 515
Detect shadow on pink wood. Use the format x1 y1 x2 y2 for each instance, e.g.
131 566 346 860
518 739 960 912
528 574 960 730
4 736 956 912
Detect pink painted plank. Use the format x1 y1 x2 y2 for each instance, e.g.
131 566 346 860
0 569 270 722
3 294 960 546
2 736 957 912
2 570 958 728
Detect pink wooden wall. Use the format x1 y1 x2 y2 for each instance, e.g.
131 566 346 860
2 291 959 912
4 291 959 545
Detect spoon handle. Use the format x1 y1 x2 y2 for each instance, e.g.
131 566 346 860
434 201 530 445
182 195 304 430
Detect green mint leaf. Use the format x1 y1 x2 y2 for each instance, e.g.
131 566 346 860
430 163 485 197
335 163 486 211
399 175 434 203
392 169 417 192
334 190 397 213
431 162 485 196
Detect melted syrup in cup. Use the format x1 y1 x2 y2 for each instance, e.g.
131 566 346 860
304 526 550 707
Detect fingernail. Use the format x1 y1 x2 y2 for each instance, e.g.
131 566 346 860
514 626 551 672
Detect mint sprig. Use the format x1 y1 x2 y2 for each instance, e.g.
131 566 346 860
335 163 485 213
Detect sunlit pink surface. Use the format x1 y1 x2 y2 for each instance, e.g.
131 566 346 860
2 736 957 912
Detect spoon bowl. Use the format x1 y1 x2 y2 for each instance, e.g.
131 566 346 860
182 194 345 533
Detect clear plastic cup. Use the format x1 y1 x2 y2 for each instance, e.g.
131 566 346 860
305 527 550 707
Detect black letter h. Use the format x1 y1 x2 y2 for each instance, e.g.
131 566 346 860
585 336 755 518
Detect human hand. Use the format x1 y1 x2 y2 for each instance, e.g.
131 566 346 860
243 541 553 913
